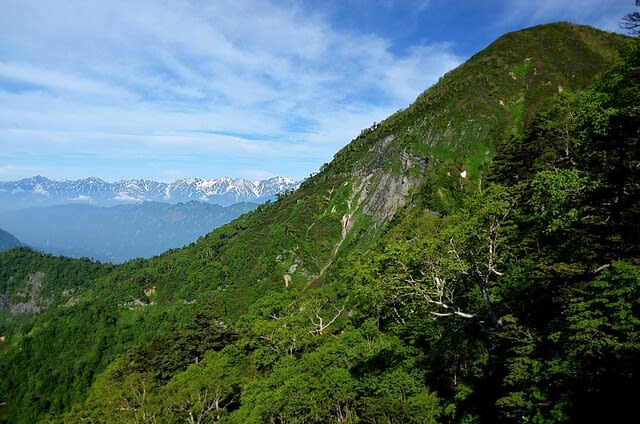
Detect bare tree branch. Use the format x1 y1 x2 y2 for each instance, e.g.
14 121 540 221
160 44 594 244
309 304 345 335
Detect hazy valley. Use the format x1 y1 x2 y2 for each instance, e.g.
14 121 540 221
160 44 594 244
0 201 259 263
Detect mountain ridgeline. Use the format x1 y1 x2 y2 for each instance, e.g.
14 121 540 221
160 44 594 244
0 176 299 211
0 228 21 252
1 23 638 423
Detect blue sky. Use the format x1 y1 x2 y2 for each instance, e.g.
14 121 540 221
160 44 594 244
0 0 632 182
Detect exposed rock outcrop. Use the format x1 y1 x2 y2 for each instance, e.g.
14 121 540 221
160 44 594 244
6 271 47 314
356 136 429 226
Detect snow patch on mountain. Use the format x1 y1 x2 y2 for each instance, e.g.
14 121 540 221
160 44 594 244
0 176 301 211
34 184 49 196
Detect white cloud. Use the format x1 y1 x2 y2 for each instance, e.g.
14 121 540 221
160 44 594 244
72 195 92 202
114 192 143 203
0 62 134 99
0 0 462 181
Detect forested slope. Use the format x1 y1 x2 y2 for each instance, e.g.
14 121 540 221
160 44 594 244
0 23 637 423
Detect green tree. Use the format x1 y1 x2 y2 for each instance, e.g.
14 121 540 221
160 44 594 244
162 347 244 423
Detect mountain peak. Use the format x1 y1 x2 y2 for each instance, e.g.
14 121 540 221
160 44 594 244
0 176 300 211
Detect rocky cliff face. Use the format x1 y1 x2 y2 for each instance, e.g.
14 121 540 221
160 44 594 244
358 138 429 225
0 271 47 314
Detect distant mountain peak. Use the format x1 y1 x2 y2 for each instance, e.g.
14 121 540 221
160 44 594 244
0 176 301 212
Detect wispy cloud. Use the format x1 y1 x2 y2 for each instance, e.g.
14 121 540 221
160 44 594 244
0 0 462 181
5 0 622 183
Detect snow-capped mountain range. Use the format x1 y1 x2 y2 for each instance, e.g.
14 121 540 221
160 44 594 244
0 176 300 211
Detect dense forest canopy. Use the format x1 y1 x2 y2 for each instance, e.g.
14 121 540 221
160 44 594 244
0 23 638 423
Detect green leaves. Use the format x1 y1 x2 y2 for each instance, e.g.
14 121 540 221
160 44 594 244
529 169 591 234
565 262 640 362
162 347 245 423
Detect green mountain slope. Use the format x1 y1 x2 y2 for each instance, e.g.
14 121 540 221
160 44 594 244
0 23 635 423
326 22 627 211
